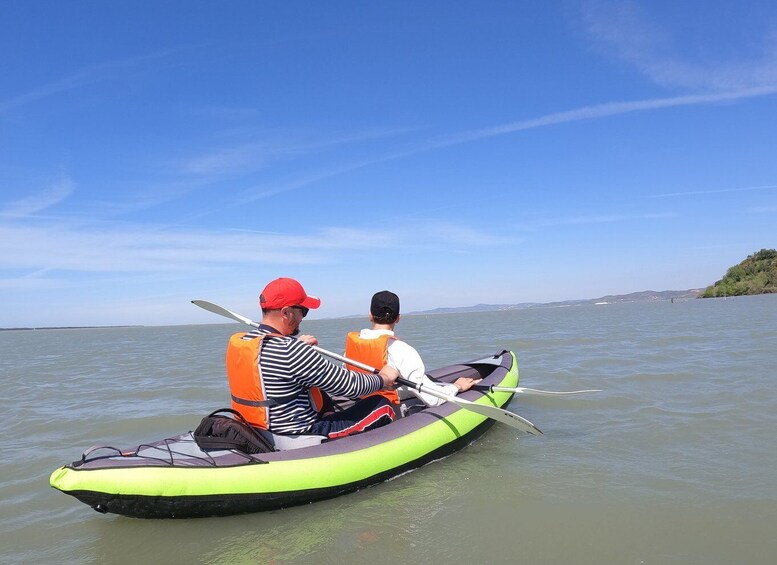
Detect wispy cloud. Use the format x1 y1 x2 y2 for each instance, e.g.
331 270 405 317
580 0 777 91
430 86 777 149
233 159 380 203
422 3 777 150
0 176 74 218
178 142 280 176
198 83 777 212
0 51 175 115
747 204 777 213
171 4 777 211
178 126 421 177
201 81 777 211
409 220 518 247
0 218 506 286
648 184 777 198
529 211 676 230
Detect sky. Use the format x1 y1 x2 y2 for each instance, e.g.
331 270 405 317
1 1 776 328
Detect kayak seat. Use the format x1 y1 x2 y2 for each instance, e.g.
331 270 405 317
254 428 327 450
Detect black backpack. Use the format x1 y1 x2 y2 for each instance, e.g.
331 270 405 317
193 409 274 454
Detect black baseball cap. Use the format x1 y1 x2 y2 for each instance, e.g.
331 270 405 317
370 290 400 318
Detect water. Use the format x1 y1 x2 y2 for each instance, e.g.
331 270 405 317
1 295 776 564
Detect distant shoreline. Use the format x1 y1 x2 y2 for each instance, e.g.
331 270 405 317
405 288 704 315
1 289 708 331
0 325 144 332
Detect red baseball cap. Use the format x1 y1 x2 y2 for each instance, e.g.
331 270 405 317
259 277 321 310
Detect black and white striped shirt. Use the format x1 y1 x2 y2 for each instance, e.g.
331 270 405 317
243 328 383 434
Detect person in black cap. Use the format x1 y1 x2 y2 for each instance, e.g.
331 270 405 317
343 290 480 412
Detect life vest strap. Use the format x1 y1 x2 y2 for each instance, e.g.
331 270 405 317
231 394 276 408
231 393 300 408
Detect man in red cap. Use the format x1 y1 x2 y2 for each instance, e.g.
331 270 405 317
225 277 399 439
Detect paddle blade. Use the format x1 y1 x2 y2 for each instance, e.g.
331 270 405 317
191 300 259 328
449 394 543 435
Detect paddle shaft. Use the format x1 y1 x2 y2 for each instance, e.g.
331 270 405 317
311 345 445 394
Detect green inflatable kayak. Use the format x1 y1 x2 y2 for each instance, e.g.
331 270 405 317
50 350 521 518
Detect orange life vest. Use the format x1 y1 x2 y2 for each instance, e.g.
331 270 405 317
226 332 327 428
225 332 279 429
344 332 399 404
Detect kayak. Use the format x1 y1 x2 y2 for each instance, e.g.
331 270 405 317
50 350 520 519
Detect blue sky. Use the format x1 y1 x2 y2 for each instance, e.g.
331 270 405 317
1 1 776 328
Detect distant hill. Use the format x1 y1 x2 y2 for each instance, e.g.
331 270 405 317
411 302 541 315
700 248 777 298
407 289 702 315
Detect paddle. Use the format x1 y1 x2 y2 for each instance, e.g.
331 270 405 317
192 299 542 435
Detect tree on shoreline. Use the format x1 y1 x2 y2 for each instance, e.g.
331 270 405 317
700 249 777 298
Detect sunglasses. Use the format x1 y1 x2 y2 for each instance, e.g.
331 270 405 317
290 305 309 318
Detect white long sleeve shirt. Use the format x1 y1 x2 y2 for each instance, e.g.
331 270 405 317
357 328 458 407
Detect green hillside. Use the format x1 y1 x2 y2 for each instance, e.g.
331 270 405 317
700 248 777 298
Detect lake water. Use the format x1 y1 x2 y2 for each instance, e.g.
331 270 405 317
1 295 776 564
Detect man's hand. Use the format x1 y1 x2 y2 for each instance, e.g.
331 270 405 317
297 334 318 346
453 376 482 393
378 365 400 388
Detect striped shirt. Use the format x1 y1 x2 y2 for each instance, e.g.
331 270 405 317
243 328 384 434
